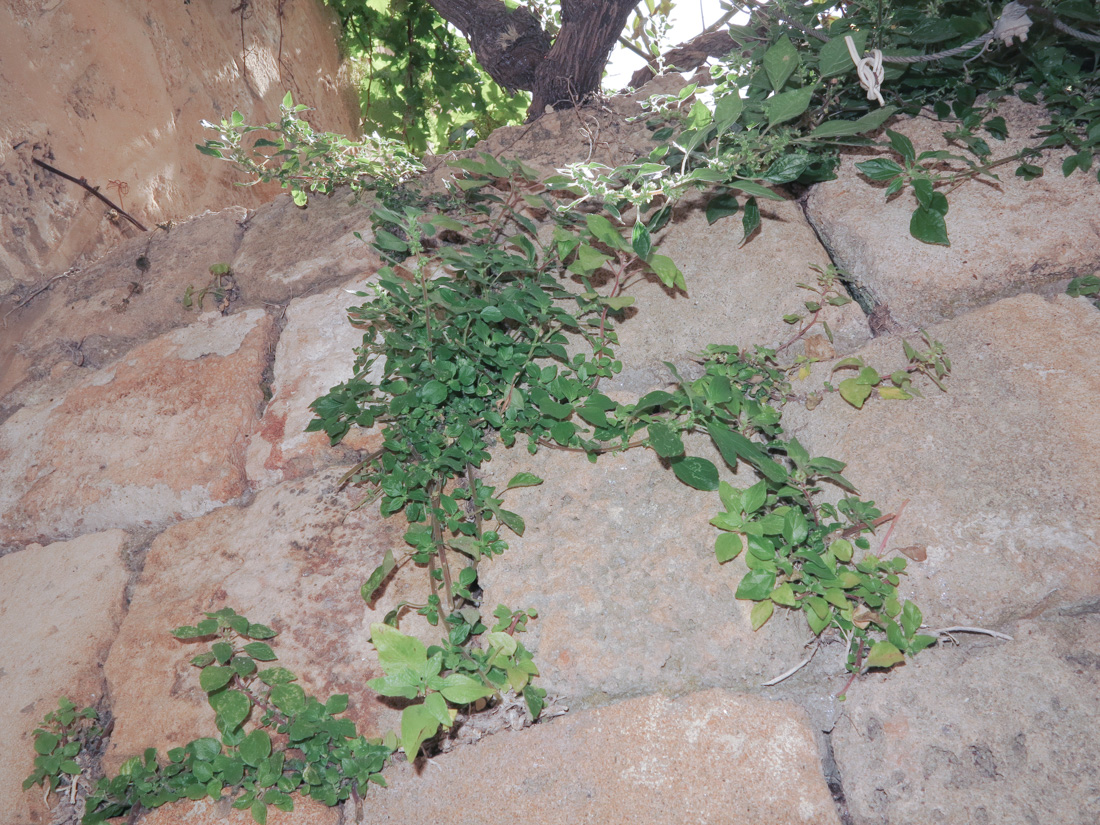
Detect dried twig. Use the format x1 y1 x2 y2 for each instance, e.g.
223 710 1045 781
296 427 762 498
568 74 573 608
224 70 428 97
32 159 147 231
926 626 1014 642
762 642 819 686
3 268 76 324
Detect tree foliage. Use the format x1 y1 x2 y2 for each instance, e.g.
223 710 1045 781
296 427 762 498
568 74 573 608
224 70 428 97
325 0 530 153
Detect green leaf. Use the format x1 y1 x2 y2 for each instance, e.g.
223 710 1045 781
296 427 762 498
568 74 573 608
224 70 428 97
901 600 923 638
362 549 397 604
865 641 906 670
770 583 798 607
199 666 234 692
736 569 776 601
740 197 761 247
251 800 268 825
708 424 789 484
808 105 897 139
258 667 297 686
34 733 59 755
585 214 629 251
239 730 272 768
838 378 873 408
886 129 917 165
750 599 775 630
281 91 293 109
648 254 686 290
505 473 543 490
670 456 720 491
190 738 222 762
291 190 308 208
715 533 744 563
370 623 427 671
439 673 497 704
706 193 740 225
631 221 652 260
856 158 905 181
648 421 685 458
742 480 767 515
829 539 854 562
713 90 743 132
819 30 868 76
419 380 448 405
763 85 815 127
495 508 526 537
243 642 276 662
208 690 250 732
763 36 799 90
401 703 441 763
269 684 307 716
725 179 784 201
910 205 950 246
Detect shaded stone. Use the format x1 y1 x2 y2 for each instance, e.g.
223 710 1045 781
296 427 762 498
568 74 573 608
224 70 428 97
367 689 840 825
247 279 384 490
0 0 356 295
479 440 809 709
0 309 275 551
230 191 381 302
831 615 1100 824
783 294 1100 627
0 531 129 825
804 99 1100 328
102 468 437 773
604 191 868 399
0 208 246 404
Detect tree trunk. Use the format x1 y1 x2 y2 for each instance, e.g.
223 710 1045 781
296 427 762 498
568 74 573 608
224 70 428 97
426 0 638 120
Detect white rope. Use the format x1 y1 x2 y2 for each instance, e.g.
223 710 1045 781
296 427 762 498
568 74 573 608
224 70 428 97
846 35 885 106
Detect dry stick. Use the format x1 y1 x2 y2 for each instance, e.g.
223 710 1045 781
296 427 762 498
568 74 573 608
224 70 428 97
875 498 908 556
3 268 75 324
927 626 1014 642
762 642 820 687
32 159 148 231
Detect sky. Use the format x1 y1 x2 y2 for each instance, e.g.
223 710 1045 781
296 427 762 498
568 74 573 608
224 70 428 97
603 0 747 89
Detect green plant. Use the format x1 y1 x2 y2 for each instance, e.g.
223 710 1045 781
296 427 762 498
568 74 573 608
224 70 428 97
197 92 423 207
325 0 529 152
1067 272 1100 308
183 263 238 313
23 697 101 801
366 608 543 762
628 0 1100 246
305 152 951 680
71 608 392 824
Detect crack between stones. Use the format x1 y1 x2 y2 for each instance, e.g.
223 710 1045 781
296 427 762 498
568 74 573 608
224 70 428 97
795 189 878 317
821 728 855 825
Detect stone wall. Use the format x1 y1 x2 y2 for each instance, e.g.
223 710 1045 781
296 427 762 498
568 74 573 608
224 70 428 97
0 0 358 296
2 87 1099 825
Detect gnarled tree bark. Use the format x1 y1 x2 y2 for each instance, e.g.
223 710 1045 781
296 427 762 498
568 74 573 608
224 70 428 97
426 0 638 120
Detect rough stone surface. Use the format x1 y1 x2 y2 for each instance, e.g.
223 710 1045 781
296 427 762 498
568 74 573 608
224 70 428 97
247 279 384 490
0 192 385 408
230 191 382 299
0 310 275 551
804 99 1100 329
0 208 247 403
604 191 868 399
0 0 357 294
832 613 1100 824
102 468 435 773
783 294 1100 627
136 797 340 825
0 531 129 825
479 441 808 709
367 690 840 825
